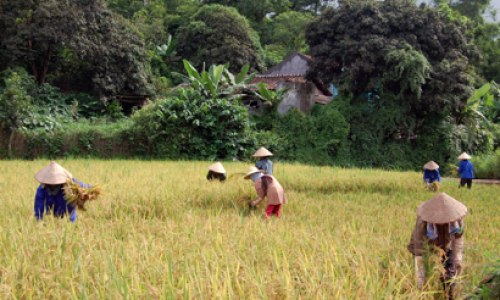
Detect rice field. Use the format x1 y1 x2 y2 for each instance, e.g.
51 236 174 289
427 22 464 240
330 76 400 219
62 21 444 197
0 159 498 299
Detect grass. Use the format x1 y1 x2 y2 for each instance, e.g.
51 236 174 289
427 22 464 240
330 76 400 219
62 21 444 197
0 160 498 299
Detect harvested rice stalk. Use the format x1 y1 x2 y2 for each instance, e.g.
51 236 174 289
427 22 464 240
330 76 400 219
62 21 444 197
63 178 103 211
448 163 459 176
227 172 247 180
235 193 256 210
431 181 440 192
235 193 252 203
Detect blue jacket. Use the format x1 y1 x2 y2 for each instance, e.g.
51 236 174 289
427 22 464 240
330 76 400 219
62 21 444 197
423 169 441 183
256 157 273 175
34 179 89 222
457 160 474 179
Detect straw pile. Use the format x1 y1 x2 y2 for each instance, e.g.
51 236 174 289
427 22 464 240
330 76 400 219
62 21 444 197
63 178 103 211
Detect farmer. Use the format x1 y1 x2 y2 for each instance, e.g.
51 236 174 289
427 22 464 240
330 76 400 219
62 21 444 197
245 166 287 219
457 152 474 189
207 162 227 182
253 147 274 175
33 161 89 223
423 161 441 189
407 193 466 300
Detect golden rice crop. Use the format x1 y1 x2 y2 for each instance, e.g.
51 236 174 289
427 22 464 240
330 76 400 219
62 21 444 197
63 178 103 211
0 159 498 299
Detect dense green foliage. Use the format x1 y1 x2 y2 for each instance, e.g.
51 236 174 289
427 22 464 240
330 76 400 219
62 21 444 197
178 60 256 101
0 0 153 102
0 72 33 156
130 90 253 159
177 5 265 73
2 0 500 179
301 0 498 169
306 0 478 119
471 149 500 179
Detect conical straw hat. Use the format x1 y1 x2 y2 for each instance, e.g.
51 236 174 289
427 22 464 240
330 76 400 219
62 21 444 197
208 162 226 174
458 152 472 160
423 161 439 170
244 166 265 180
417 193 467 224
34 161 73 185
253 147 273 157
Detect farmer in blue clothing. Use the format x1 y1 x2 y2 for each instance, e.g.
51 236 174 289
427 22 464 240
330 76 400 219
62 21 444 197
253 147 274 175
457 152 474 189
33 161 88 222
423 161 441 190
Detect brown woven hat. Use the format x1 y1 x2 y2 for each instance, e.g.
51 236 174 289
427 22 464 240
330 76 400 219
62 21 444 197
34 161 72 185
244 166 265 180
208 162 226 174
458 152 472 160
252 147 273 157
423 161 439 170
417 193 468 224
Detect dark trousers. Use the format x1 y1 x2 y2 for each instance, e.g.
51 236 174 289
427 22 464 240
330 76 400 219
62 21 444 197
441 250 457 300
459 178 472 189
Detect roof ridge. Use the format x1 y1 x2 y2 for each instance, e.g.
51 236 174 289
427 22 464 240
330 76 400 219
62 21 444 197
255 74 306 78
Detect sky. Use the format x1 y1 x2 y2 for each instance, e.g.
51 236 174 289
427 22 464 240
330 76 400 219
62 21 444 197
416 0 500 22
320 0 500 22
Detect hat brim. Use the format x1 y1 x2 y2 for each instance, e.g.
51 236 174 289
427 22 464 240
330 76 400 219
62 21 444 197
244 170 265 180
34 162 73 185
252 147 273 157
208 162 226 174
417 193 468 224
423 161 439 170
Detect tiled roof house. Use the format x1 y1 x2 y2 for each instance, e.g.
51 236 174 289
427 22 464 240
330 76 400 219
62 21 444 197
248 52 335 114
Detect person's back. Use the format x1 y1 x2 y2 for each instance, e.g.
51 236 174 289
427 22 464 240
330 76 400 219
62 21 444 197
423 169 441 183
255 175 286 206
458 160 474 178
206 162 227 182
256 157 273 175
206 170 227 182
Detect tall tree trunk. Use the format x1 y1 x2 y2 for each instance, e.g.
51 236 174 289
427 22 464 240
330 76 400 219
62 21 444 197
39 49 51 86
8 130 14 158
28 39 39 81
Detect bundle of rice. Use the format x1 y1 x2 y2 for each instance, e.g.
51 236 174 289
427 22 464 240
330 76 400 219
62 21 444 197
227 172 247 180
447 163 459 176
63 178 103 211
431 181 440 192
235 193 252 204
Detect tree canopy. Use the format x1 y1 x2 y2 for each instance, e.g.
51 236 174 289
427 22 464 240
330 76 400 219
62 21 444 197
0 0 153 102
306 0 479 119
177 4 265 73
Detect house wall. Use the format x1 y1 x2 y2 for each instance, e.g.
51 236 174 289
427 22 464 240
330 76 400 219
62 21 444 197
277 81 322 115
265 55 309 76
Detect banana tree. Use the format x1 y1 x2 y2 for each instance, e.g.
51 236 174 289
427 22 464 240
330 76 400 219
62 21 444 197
254 82 290 107
155 35 177 63
179 60 257 101
465 82 495 125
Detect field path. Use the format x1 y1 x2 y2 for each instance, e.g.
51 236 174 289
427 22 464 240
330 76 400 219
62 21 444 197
443 177 500 184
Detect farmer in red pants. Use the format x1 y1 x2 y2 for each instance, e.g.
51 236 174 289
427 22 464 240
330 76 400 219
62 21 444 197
245 167 287 219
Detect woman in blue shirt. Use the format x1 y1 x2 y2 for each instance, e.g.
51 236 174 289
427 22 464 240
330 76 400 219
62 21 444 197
423 161 441 190
33 161 89 222
253 147 274 175
457 152 474 189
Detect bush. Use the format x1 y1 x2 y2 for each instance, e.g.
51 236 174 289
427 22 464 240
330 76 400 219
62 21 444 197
130 89 253 159
252 101 350 166
471 150 500 179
